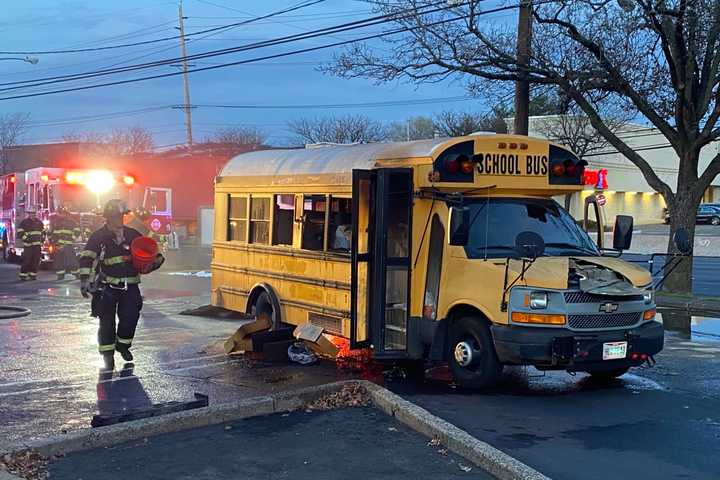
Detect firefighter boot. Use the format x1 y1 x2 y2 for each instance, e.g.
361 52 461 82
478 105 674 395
116 344 134 362
102 352 115 371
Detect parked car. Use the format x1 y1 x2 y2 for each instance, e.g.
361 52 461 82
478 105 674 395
664 204 720 225
698 205 720 225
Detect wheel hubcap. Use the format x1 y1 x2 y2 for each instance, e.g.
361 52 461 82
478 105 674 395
454 341 474 367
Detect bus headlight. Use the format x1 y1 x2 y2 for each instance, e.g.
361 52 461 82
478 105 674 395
643 291 653 304
529 291 548 309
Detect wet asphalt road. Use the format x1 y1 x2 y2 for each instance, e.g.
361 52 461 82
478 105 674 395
389 313 720 480
3 261 720 480
49 407 490 480
0 263 348 445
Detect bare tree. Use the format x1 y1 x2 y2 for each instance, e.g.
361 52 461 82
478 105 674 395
325 0 720 293
287 115 388 144
107 127 155 155
433 108 509 136
62 126 154 156
388 116 435 141
205 126 267 148
0 113 30 174
534 105 628 160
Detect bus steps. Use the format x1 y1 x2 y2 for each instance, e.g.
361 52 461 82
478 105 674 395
91 393 209 428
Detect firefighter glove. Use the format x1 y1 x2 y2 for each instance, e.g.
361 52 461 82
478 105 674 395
80 279 90 299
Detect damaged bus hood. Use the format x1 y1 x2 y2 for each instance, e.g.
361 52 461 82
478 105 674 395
507 256 652 292
573 257 652 288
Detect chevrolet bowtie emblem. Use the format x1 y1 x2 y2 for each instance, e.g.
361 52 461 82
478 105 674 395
599 302 619 313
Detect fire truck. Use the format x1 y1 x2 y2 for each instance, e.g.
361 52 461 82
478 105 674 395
0 167 173 265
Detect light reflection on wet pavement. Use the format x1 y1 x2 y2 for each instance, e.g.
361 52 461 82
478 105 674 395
0 268 349 445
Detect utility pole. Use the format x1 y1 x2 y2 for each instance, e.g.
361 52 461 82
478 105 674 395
178 1 194 150
513 0 532 136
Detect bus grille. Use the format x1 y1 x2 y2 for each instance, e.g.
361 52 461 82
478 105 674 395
564 291 644 303
568 312 642 330
308 312 343 335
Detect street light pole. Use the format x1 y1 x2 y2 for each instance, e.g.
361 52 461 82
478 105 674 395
513 0 532 136
178 0 194 151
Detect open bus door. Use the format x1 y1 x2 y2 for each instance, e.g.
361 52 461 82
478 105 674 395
350 168 413 359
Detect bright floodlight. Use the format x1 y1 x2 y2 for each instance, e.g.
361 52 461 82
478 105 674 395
85 170 115 194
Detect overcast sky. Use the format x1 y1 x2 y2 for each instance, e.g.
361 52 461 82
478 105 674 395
0 0 510 147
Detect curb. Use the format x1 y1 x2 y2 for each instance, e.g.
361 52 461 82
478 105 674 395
1 380 548 480
362 381 549 480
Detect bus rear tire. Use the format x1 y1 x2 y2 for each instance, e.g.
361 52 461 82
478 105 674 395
253 291 278 331
448 316 502 389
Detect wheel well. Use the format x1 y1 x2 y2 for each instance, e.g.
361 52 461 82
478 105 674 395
429 304 491 361
246 282 282 324
445 304 491 326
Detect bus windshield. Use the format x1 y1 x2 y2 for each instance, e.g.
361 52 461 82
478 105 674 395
464 197 599 258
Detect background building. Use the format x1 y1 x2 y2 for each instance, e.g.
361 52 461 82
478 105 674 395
527 116 720 225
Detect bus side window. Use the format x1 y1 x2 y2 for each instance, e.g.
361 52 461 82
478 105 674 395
423 215 444 320
249 197 270 244
273 194 295 246
328 197 352 253
227 195 247 242
301 195 326 251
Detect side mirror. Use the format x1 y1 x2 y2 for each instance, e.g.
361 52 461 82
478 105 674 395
673 227 691 254
448 206 469 246
612 215 633 251
515 231 545 259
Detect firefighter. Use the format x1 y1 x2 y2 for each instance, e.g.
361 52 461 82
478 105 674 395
78 199 164 371
50 205 81 280
16 208 44 281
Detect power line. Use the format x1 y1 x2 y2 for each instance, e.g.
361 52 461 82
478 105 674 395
28 106 173 127
0 1 478 93
191 96 472 109
0 0 326 55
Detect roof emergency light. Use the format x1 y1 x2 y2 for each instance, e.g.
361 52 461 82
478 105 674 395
123 175 136 186
85 170 115 194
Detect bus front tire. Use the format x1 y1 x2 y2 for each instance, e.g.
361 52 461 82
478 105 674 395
448 316 502 389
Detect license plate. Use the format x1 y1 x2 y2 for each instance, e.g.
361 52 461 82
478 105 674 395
602 341 628 360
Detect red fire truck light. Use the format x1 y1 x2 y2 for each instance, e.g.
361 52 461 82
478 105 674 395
41 174 49 182
9 176 16 183
123 175 136 186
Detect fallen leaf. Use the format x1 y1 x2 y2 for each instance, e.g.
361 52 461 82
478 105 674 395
459 464 472 472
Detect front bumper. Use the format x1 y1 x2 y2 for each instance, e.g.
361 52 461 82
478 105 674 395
491 321 664 371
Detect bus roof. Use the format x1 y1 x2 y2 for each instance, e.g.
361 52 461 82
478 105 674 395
218 135 586 194
219 138 450 180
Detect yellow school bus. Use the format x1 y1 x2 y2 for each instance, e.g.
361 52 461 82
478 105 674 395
212 135 663 388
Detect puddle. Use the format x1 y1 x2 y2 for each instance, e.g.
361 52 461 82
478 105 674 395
658 309 720 343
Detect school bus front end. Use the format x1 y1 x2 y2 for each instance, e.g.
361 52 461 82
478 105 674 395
416 136 663 388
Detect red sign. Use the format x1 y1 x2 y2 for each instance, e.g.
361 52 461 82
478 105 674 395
597 194 606 206
583 168 608 190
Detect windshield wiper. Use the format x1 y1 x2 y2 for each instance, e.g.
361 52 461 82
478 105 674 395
544 242 597 255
